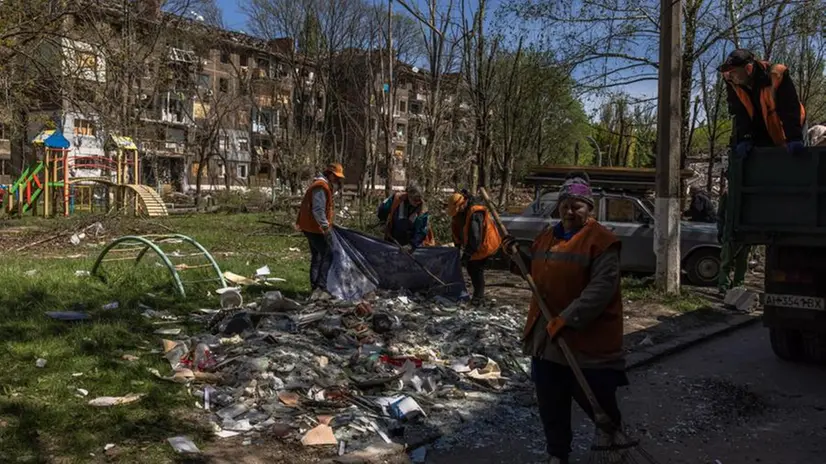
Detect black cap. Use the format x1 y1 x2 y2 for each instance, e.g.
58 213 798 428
718 49 755 72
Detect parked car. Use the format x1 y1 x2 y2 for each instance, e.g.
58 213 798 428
499 190 721 286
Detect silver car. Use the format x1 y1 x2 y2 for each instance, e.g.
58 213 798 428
499 190 722 286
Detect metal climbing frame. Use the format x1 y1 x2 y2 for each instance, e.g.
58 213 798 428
91 234 228 297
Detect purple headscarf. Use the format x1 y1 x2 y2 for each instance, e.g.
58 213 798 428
558 172 594 207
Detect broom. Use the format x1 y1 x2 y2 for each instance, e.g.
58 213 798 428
479 188 659 464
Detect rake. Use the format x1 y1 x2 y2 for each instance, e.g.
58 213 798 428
479 188 660 464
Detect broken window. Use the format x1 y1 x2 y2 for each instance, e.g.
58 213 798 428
220 51 231 64
240 54 249 67
237 164 248 178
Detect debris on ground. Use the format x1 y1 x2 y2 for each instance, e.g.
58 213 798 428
35 358 47 368
167 436 200 454
88 393 145 407
153 288 532 459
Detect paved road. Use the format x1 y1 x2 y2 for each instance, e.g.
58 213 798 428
426 324 826 464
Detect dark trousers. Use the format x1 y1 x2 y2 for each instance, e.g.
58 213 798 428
466 258 487 300
532 357 627 459
304 232 331 291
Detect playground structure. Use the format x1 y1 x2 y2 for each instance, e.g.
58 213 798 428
91 234 228 297
0 131 167 218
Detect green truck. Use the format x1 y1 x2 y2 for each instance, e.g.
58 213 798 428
727 147 826 362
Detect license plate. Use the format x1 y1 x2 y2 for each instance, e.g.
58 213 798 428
763 293 825 310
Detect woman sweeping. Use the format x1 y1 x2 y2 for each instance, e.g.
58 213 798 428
503 172 628 464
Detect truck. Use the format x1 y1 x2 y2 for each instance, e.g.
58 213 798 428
727 147 826 362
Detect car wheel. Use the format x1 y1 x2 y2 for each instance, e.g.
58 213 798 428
685 248 721 286
770 328 804 362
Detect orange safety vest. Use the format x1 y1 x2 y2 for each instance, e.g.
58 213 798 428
384 193 435 246
525 219 623 358
451 205 502 261
731 61 806 147
296 179 333 234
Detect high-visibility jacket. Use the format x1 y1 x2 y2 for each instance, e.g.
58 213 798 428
525 219 623 358
383 193 435 247
729 61 806 146
296 179 333 234
451 205 502 260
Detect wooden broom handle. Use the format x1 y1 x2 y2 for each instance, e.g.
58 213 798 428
478 188 611 423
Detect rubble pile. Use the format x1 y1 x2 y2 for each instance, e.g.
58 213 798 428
160 290 532 459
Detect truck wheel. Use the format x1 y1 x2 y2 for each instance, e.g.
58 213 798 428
770 328 804 361
685 248 721 287
801 331 826 364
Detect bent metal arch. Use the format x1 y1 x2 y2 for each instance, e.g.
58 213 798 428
91 234 227 297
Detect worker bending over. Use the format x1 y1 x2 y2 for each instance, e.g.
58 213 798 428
295 163 345 295
720 48 806 156
448 190 502 306
377 181 434 250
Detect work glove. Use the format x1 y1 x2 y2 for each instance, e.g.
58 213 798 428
734 140 753 159
322 227 333 247
787 140 805 156
546 317 566 340
501 235 519 256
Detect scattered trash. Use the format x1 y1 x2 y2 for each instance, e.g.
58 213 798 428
88 393 144 407
24 269 37 277
45 311 90 321
256 265 271 278
102 301 119 311
154 328 183 336
165 289 533 460
638 335 654 347
288 247 301 252
121 354 140 362
301 424 337 446
167 436 200 454
35 358 47 368
77 388 89 397
75 270 91 277
410 446 427 463
104 444 115 451
219 288 243 309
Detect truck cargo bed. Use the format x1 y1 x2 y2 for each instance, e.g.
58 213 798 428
728 147 826 246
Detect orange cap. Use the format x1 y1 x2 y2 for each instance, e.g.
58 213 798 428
325 163 345 179
447 192 467 217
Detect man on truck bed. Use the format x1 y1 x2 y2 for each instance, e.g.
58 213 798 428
719 48 806 156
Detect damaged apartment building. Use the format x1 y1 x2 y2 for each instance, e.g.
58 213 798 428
18 0 319 195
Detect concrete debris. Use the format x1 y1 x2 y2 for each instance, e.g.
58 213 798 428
167 436 200 454
725 288 759 312
161 290 530 458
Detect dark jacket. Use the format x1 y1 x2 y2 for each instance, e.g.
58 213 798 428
684 192 717 223
377 195 430 248
727 64 804 146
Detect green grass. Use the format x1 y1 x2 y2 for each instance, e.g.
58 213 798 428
0 212 313 462
622 276 711 313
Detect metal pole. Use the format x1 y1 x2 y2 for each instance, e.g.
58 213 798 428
386 0 394 192
654 0 682 294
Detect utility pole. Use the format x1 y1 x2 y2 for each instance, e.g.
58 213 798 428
655 0 682 293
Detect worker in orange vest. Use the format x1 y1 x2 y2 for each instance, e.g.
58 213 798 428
501 172 627 464
377 181 435 250
719 49 806 156
448 190 502 306
295 163 345 293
